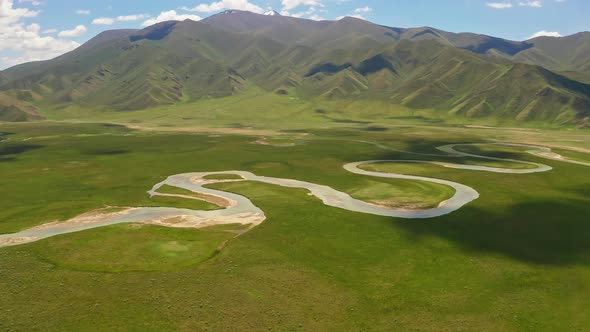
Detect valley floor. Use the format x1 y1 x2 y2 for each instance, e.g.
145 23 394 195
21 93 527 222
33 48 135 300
0 117 589 330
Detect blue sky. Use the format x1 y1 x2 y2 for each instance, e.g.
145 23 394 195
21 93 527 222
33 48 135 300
1 0 588 69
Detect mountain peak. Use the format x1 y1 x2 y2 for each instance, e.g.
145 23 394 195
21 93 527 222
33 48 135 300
264 9 281 16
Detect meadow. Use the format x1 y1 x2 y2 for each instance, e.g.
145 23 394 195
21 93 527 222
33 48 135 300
0 114 589 330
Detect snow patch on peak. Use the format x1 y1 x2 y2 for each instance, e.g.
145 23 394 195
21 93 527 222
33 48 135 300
264 9 281 16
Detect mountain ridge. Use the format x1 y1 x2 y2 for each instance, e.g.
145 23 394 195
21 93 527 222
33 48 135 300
0 10 589 126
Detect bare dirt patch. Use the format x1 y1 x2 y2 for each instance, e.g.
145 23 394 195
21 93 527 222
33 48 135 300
190 175 245 186
30 207 135 231
141 212 264 229
152 192 234 208
0 236 39 247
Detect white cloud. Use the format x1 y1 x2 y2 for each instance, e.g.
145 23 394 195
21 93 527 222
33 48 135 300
347 14 364 19
91 14 148 25
281 0 323 11
308 14 324 20
333 6 370 20
57 25 87 37
280 0 327 20
41 28 57 34
518 1 542 7
75 9 90 15
183 0 264 13
0 0 38 23
291 5 316 18
26 22 39 32
336 14 364 20
487 1 543 8
486 2 514 8
0 0 80 69
17 0 41 6
528 30 562 39
141 10 201 27
92 17 115 25
116 14 147 21
354 6 371 14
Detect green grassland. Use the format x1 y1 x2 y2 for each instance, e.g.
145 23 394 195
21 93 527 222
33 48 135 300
552 148 590 163
202 174 244 180
346 177 455 209
27 223 248 273
33 89 590 131
156 184 226 203
2 12 589 330
157 184 199 196
0 121 589 330
442 144 543 169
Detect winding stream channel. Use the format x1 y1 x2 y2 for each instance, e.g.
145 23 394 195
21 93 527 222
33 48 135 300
1 143 588 247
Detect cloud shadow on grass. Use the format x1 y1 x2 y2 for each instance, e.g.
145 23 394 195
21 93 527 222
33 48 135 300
0 144 44 157
360 139 590 266
394 198 590 266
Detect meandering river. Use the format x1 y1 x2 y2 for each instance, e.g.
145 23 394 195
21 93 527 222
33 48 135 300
1 142 585 247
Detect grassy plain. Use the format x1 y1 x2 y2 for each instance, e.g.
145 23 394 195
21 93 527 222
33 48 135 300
0 115 589 330
29 223 247 273
37 90 590 133
202 174 244 180
346 177 455 209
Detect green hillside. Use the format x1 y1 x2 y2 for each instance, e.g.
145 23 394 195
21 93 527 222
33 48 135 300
204 11 590 82
509 32 590 82
0 91 43 122
0 10 589 126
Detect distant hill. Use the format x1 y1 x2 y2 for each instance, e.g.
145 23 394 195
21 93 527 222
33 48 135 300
1 10 589 126
202 11 534 55
0 91 43 122
204 11 590 81
505 32 590 82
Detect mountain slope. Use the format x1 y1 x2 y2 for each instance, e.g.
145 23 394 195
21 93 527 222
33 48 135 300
296 40 590 124
203 11 590 81
203 11 533 55
0 21 261 110
0 11 589 126
0 91 43 122
507 32 590 82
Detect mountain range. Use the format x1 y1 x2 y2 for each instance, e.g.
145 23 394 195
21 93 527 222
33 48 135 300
1 10 589 126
